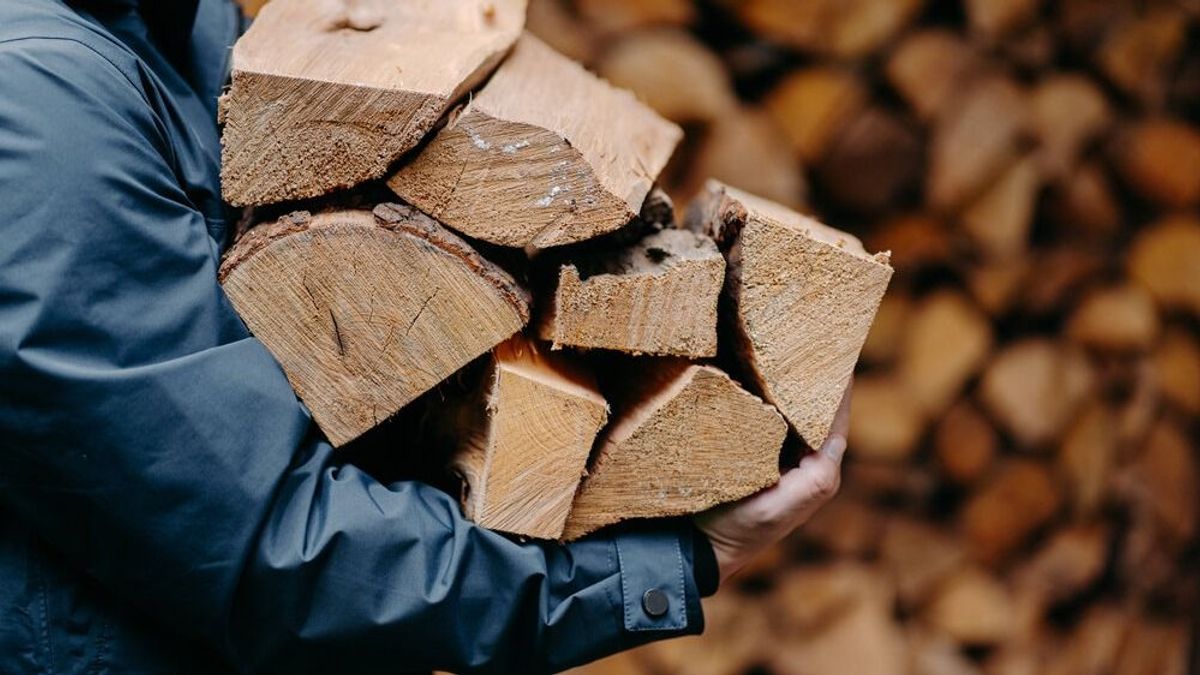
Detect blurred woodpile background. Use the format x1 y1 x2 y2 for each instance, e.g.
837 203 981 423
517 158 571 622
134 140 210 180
527 1 1200 674
234 0 1199 672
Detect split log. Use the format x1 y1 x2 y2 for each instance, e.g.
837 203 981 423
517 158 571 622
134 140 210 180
770 563 895 633
764 66 867 165
219 0 525 206
964 0 1040 41
1057 401 1117 516
1117 421 1198 543
934 401 998 486
732 0 926 59
538 229 725 357
388 34 682 249
451 335 608 540
1152 328 1200 415
960 155 1041 260
218 204 530 446
561 360 786 540
1113 119 1200 209
885 29 982 122
881 517 966 610
1043 605 1129 675
1096 6 1188 108
897 291 993 416
1128 214 1200 314
978 339 1094 447
687 181 894 448
681 106 807 210
960 460 1062 565
847 375 926 462
594 29 737 124
1012 523 1110 606
1021 247 1105 316
1066 284 1161 352
1001 24 1056 73
1029 74 1111 179
927 75 1028 211
925 567 1017 645
816 106 924 215
1113 619 1192 675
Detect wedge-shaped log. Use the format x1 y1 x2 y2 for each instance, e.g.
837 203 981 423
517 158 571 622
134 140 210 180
220 0 526 206
453 336 608 540
562 360 786 540
219 204 530 446
388 33 682 248
686 181 893 449
538 229 724 357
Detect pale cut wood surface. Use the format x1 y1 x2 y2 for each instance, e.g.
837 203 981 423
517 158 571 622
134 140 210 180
538 229 724 357
219 204 530 446
453 335 608 540
686 180 893 449
561 360 786 540
388 33 682 248
220 0 526 206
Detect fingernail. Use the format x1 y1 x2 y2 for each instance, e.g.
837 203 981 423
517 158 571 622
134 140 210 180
822 435 846 462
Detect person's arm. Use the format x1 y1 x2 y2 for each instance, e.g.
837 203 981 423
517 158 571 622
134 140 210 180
0 37 710 674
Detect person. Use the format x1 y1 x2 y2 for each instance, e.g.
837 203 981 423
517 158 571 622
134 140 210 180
0 1 850 672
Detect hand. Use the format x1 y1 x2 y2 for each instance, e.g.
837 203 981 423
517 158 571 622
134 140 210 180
695 384 851 584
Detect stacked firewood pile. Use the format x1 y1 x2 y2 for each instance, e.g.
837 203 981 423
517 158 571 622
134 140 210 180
523 1 1197 674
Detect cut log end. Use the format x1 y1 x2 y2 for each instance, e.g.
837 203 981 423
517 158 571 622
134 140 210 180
686 180 893 449
389 33 682 248
538 228 725 357
562 361 786 540
219 204 530 446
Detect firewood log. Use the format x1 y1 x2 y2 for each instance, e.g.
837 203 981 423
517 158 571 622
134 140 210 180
847 374 926 462
881 517 966 610
1096 6 1188 108
595 29 737 124
800 496 885 557
1057 401 1117 516
764 66 867 164
388 34 682 249
1113 618 1191 675
885 29 982 122
538 229 725 357
1112 119 1200 208
816 106 924 215
866 214 953 274
925 567 1016 645
219 0 525 206
960 155 1041 260
1021 247 1105 316
1043 605 1129 675
927 75 1028 211
860 291 911 365
978 339 1094 447
1152 328 1200 415
967 259 1029 316
681 106 807 209
1127 214 1200 314
1012 523 1110 606
219 204 530 446
687 181 893 448
731 0 926 58
1045 161 1122 235
1116 420 1198 543
1066 284 1161 352
574 0 694 33
964 0 1040 41
526 0 599 64
934 401 998 486
960 460 1062 565
451 335 608 540
1029 74 1112 179
898 291 994 416
561 360 786 540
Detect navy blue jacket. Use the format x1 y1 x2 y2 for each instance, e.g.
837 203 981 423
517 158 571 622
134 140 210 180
0 1 712 672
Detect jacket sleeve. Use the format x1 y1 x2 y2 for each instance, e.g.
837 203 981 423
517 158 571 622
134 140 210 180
0 37 707 674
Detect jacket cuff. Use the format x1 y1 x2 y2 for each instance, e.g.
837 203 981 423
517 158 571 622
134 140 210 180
610 519 705 636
